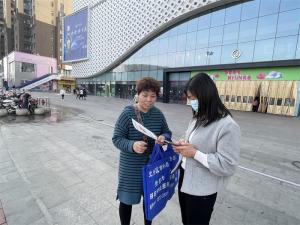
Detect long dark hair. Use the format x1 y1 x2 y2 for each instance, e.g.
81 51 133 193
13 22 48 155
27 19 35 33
184 72 231 128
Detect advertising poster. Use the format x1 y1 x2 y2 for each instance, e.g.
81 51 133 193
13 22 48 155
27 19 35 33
63 7 88 62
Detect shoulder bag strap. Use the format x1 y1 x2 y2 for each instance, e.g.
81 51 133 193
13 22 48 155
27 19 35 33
134 104 148 143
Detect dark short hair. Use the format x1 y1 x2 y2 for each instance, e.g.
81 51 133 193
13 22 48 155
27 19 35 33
184 72 231 128
136 77 160 96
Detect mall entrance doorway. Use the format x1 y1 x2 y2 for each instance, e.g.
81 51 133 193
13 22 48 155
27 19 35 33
163 72 190 104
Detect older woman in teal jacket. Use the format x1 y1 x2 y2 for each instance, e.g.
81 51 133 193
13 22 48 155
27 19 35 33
112 77 171 225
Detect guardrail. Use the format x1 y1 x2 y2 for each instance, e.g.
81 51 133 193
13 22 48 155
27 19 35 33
36 97 50 107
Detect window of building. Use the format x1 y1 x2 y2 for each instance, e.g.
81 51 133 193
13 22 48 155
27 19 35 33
259 0 280 16
211 9 225 27
184 50 195 66
176 34 187 52
194 48 208 65
158 37 168 54
256 14 278 40
226 95 230 102
149 55 158 70
280 0 300 12
142 43 150 57
239 18 257 43
276 9 300 37
21 62 35 72
149 40 159 56
248 96 254 103
158 54 168 67
186 32 197 50
236 41 255 63
177 22 188 35
209 26 223 46
196 29 209 49
20 79 30 84
166 26 177 37
175 51 185 67
225 4 241 24
221 44 237 64
198 14 211 30
253 38 275 61
168 36 177 53
141 57 150 71
167 53 176 67
277 98 283 106
273 35 298 60
187 18 198 32
296 35 300 59
207 46 221 65
223 22 239 45
231 96 236 102
241 0 260 20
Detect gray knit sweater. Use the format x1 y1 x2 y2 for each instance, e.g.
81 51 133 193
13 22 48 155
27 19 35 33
181 115 240 196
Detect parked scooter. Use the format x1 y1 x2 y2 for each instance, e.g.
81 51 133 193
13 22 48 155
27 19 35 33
1 99 18 114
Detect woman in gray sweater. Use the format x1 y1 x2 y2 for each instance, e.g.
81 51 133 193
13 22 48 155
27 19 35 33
173 73 240 225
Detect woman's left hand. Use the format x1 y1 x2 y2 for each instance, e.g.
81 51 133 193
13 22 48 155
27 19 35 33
173 143 197 158
156 135 165 145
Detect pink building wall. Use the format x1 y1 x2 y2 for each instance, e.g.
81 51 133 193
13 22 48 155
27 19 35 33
7 51 57 78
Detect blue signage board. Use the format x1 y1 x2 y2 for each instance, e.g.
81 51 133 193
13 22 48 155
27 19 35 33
63 7 88 62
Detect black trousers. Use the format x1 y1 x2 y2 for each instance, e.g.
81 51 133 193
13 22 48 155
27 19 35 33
119 200 152 225
178 167 217 225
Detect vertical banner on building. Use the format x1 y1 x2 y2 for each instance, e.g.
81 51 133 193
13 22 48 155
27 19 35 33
63 7 88 62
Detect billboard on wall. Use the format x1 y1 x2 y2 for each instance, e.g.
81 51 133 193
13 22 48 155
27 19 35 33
191 66 300 81
63 7 88 62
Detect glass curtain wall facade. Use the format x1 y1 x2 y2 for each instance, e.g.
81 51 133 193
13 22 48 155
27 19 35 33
77 0 300 102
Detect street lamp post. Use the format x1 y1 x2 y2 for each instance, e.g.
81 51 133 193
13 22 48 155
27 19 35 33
206 51 213 65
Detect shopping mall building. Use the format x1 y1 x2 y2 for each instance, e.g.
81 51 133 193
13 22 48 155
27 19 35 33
65 0 300 116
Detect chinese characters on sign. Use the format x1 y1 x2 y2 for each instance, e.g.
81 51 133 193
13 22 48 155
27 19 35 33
225 70 251 81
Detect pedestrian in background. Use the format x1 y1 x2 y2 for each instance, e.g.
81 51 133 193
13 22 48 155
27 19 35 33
76 89 80 99
173 73 240 225
60 89 65 100
112 77 172 225
252 96 259 112
79 89 84 100
83 88 87 100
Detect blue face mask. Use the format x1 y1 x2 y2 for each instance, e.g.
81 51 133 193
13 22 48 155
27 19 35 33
190 99 199 112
